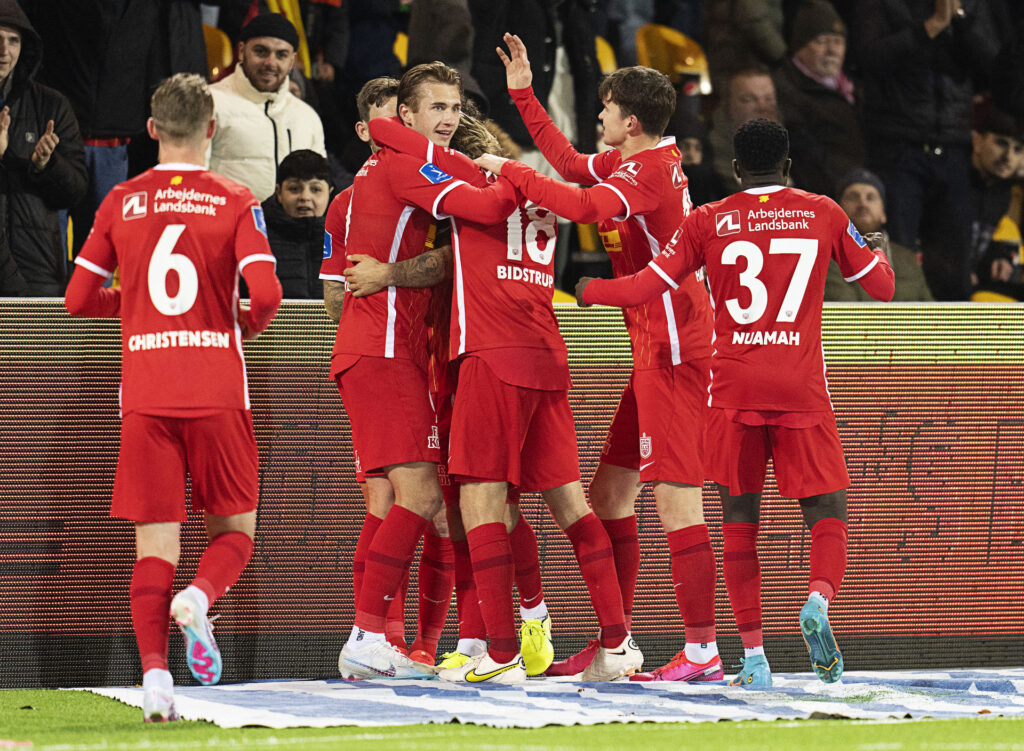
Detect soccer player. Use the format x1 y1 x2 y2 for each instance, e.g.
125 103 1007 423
320 77 454 669
474 34 719 681
362 112 640 683
333 61 472 680
576 118 895 687
64 73 283 721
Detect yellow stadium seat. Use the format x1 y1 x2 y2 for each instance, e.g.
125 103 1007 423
577 222 600 252
595 35 616 75
552 288 576 303
636 24 711 95
394 31 408 67
203 23 234 82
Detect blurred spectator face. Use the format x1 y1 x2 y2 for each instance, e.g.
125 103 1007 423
794 33 846 79
680 137 703 166
356 97 398 154
598 97 631 148
240 36 296 93
400 82 461 148
0 25 21 82
840 182 886 234
972 131 1024 181
275 177 330 218
728 74 778 125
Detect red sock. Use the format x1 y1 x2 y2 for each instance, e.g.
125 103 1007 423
666 523 717 644
355 505 428 633
193 531 254 607
723 522 762 649
467 522 517 662
809 518 848 601
600 515 640 629
509 515 544 611
451 537 487 640
413 529 454 656
385 568 410 652
564 513 627 647
353 513 383 605
131 557 175 673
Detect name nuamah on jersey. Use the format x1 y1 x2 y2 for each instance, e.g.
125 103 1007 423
732 330 801 346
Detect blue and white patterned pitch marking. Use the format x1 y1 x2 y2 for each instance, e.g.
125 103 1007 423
87 668 1024 729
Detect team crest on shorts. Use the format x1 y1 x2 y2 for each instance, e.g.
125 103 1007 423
639 432 653 460
427 425 440 450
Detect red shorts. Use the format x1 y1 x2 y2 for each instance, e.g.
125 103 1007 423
335 356 440 473
111 410 258 522
705 407 850 498
448 355 580 492
600 359 709 485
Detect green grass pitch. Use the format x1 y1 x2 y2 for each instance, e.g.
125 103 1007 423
2 689 1023 751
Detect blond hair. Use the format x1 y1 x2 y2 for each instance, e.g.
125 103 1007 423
397 61 462 113
150 73 214 142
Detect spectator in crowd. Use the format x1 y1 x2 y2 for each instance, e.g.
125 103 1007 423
209 13 326 201
709 67 780 193
854 0 1001 300
260 149 331 299
969 102 1024 277
825 168 935 301
27 1 205 259
0 0 86 296
773 0 864 199
704 0 785 88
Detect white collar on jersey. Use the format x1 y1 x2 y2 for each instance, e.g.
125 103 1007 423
153 163 206 171
657 136 677 148
743 185 785 194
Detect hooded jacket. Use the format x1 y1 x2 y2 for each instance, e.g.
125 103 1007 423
0 0 87 296
209 64 326 202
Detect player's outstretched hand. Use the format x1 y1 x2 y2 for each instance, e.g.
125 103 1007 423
575 277 596 307
862 231 888 255
498 33 532 90
344 254 391 297
474 153 508 175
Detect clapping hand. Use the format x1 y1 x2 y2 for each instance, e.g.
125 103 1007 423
0 106 10 158
31 119 59 171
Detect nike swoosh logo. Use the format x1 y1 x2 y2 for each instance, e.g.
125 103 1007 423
639 461 654 471
606 648 627 656
383 595 394 601
344 658 396 677
466 661 522 683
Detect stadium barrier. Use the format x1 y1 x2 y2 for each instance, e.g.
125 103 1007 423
2 300 1022 688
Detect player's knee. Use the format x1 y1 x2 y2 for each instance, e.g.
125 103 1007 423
799 490 847 525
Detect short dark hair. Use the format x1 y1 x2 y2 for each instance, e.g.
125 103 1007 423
597 66 676 137
356 76 400 122
276 149 330 185
397 61 463 113
733 118 790 174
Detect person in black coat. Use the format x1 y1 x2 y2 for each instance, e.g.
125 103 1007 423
853 0 1001 300
0 0 86 296
259 149 331 299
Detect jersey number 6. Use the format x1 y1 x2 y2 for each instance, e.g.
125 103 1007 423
147 224 198 316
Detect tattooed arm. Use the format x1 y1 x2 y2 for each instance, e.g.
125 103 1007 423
344 245 453 298
323 279 346 322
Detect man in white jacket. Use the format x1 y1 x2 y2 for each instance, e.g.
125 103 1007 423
210 13 326 201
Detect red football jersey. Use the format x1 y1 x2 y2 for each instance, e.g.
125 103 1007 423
331 148 459 368
320 184 352 285
653 186 884 411
76 163 275 414
364 116 569 389
509 88 712 370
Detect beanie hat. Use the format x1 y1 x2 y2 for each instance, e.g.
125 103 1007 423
836 168 886 205
239 13 299 50
790 0 846 53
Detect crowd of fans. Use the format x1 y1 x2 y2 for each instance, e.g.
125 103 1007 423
1 0 1021 302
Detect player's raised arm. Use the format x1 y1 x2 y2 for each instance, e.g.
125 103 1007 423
830 204 895 302
368 116 482 184
850 232 895 301
499 33 618 184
